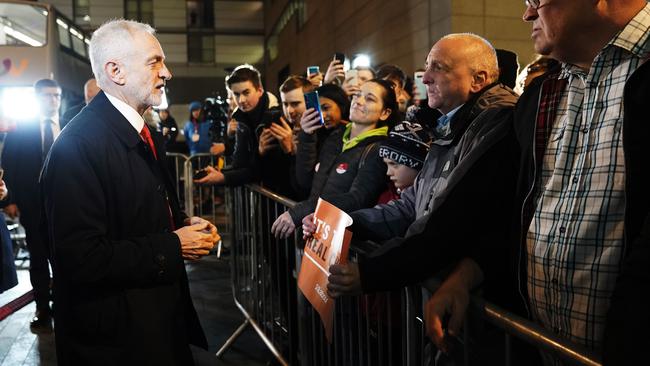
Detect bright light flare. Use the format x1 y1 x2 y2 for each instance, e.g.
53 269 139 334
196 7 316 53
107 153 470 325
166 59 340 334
0 87 39 122
352 54 371 69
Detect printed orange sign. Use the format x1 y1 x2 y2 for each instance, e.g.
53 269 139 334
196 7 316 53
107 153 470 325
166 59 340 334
297 198 353 341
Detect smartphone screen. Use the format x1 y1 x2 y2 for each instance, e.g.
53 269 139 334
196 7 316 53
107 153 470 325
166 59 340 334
304 91 324 125
345 69 359 86
414 71 427 101
307 66 320 77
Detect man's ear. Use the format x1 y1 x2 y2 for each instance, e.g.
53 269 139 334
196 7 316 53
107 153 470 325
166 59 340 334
104 61 125 86
470 70 489 93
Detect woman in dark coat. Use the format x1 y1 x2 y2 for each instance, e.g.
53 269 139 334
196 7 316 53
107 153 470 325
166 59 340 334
271 79 399 238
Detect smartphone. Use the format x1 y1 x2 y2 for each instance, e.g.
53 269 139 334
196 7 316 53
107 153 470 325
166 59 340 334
414 71 427 101
345 69 359 86
333 52 345 65
0 168 3 180
307 65 320 77
262 109 283 128
304 91 324 125
193 169 208 180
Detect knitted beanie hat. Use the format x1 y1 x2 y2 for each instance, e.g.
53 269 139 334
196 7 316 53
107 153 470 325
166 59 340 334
378 121 431 170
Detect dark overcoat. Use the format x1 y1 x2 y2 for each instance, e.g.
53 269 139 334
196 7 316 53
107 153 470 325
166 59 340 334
41 91 207 365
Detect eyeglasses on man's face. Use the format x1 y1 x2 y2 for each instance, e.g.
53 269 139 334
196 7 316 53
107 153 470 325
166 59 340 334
525 0 542 9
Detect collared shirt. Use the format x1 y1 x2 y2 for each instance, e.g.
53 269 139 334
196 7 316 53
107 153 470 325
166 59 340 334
435 103 463 137
105 92 145 133
526 3 650 351
40 114 61 145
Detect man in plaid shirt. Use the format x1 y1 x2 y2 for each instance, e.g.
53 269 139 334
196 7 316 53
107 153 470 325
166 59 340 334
513 0 650 363
422 0 650 364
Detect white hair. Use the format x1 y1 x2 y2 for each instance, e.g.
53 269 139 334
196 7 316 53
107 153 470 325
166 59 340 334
89 19 156 89
440 33 500 83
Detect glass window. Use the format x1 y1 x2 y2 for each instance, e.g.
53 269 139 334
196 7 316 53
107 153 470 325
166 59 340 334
70 27 86 57
0 3 47 46
124 0 153 25
186 0 213 28
188 34 214 64
201 35 214 63
56 18 71 48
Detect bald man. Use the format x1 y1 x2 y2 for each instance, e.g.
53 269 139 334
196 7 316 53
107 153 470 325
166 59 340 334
324 34 519 305
61 78 101 125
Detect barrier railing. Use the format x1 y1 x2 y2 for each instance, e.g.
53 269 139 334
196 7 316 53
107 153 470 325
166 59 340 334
217 184 603 366
164 152 229 248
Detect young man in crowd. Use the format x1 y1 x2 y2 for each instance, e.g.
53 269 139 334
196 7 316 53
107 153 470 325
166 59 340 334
195 64 280 187
258 75 314 199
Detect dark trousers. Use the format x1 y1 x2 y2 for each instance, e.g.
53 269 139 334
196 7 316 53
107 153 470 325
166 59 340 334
22 217 51 312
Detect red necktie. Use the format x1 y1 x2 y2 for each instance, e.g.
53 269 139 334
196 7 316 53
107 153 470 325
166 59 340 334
140 125 175 230
140 125 158 159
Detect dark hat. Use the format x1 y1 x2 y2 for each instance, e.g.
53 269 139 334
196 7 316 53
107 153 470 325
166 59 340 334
378 121 431 170
189 101 202 111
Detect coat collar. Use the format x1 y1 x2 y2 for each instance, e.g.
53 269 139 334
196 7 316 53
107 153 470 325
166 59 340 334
87 91 143 150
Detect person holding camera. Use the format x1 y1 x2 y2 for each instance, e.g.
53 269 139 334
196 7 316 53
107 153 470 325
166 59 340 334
195 64 280 188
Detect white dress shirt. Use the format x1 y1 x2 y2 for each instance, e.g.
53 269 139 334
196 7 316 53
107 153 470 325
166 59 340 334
104 92 145 133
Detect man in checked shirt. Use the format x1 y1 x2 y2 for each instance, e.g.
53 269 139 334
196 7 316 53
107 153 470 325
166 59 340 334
515 0 650 363
418 0 650 364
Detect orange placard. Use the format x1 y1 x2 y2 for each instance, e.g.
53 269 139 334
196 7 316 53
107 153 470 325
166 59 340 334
297 198 353 342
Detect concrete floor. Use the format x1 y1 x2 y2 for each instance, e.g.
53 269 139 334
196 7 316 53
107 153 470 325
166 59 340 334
0 254 273 365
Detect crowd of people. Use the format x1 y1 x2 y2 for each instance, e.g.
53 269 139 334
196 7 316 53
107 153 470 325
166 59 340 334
0 0 648 364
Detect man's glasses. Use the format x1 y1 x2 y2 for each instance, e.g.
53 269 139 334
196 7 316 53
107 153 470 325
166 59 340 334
38 92 61 99
525 0 539 7
525 0 545 9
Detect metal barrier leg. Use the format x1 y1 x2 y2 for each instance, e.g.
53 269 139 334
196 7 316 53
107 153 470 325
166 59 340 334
216 318 251 358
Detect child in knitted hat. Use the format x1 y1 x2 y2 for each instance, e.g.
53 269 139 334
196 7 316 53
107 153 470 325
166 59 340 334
378 121 431 193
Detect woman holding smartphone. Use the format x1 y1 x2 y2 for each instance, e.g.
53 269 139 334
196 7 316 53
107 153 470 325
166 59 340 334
271 79 399 239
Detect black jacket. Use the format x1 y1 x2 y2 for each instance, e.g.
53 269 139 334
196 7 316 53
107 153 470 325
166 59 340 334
223 92 299 198
294 126 340 199
513 62 650 365
288 125 388 225
3 117 68 226
357 84 519 296
40 92 207 365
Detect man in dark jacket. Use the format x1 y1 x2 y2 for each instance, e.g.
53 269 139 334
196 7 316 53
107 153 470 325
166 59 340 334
40 19 219 365
325 34 519 336
195 64 283 189
3 78 66 333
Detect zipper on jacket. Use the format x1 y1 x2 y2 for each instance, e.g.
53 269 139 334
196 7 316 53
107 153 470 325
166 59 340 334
517 84 545 319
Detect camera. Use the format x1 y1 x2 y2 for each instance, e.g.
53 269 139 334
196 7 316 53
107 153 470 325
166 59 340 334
202 96 229 143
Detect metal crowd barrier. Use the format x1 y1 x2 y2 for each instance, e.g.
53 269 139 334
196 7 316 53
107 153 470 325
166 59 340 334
165 152 228 227
215 184 603 366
